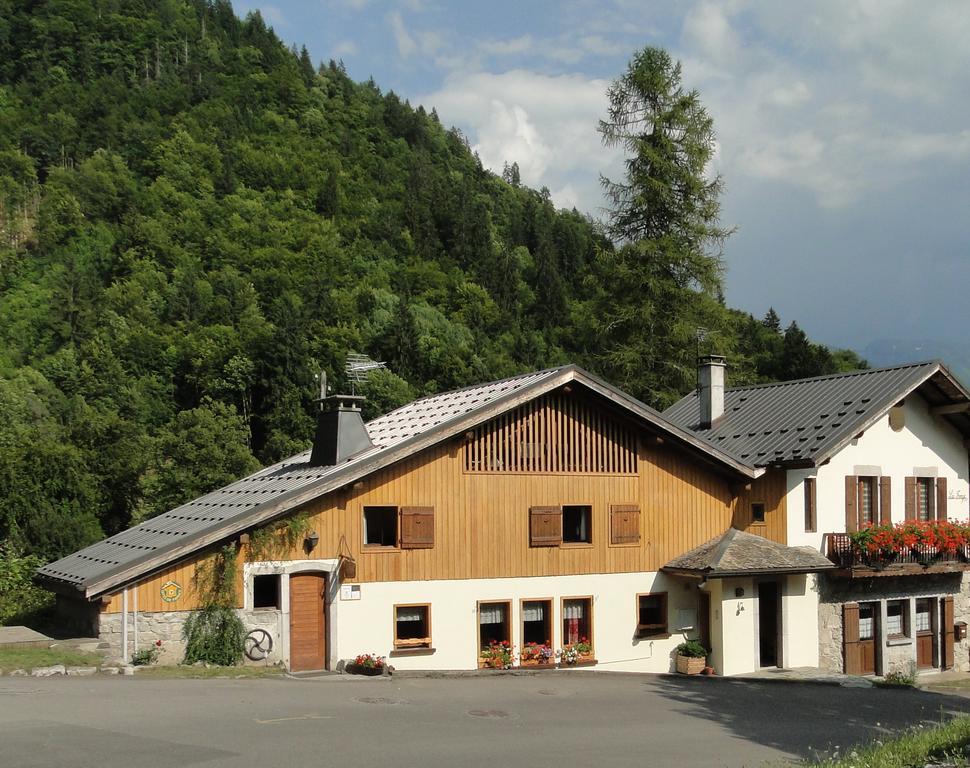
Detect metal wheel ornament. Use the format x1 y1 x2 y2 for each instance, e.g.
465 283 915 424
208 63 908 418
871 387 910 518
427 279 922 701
244 629 273 661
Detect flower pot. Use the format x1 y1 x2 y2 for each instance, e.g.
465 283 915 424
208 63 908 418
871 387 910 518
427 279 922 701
676 654 706 675
347 663 384 676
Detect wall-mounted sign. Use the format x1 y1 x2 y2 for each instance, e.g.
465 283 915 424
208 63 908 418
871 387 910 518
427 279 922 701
949 490 968 501
340 584 361 601
160 580 182 603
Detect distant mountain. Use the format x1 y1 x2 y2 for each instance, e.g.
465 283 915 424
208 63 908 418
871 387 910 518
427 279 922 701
864 339 970 385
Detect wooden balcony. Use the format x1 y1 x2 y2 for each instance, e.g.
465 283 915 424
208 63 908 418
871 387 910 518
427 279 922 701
824 533 970 578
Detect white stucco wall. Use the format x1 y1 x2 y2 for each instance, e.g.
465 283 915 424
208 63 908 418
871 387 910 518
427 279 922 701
782 574 820 668
786 393 970 549
711 577 755 676
331 571 707 673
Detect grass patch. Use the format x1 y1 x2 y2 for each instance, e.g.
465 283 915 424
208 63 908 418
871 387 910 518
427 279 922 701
133 664 284 679
0 646 103 670
809 716 970 767
927 679 970 690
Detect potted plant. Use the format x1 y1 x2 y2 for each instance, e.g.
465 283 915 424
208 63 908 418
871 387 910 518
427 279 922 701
557 637 594 666
347 653 386 676
479 640 515 669
675 640 708 675
519 642 554 667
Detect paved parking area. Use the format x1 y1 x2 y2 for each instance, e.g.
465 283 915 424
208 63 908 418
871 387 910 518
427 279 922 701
1 671 969 768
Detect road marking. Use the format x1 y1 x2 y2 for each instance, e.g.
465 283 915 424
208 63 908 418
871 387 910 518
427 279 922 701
255 714 335 724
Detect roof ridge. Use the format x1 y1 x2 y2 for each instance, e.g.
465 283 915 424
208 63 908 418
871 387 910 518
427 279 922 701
722 360 941 394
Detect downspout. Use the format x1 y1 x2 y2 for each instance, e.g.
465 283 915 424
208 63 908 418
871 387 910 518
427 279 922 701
121 588 129 665
133 587 139 657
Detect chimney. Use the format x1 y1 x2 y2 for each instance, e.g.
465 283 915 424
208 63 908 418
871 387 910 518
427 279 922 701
308 372 374 467
697 355 726 429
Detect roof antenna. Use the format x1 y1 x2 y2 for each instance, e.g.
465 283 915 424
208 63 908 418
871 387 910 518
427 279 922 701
345 353 387 396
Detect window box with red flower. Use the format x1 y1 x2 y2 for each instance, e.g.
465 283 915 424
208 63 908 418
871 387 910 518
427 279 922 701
479 640 515 669
519 643 554 667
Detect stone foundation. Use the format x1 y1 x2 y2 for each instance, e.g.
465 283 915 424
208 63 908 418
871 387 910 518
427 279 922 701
99 609 285 667
817 572 970 675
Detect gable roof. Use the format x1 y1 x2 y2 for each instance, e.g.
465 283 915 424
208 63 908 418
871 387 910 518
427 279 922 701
38 364 758 600
662 528 834 578
663 361 970 468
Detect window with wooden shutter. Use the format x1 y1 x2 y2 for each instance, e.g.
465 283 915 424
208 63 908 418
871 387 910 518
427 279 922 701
845 476 858 532
610 504 640 545
879 477 892 525
400 506 435 549
904 476 917 520
937 477 948 520
529 506 562 546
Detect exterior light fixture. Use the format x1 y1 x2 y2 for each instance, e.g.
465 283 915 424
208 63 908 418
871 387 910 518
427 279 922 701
305 531 320 553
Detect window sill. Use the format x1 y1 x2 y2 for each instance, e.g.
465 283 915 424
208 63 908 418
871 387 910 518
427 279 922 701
608 541 641 548
558 658 597 668
362 546 400 553
560 542 594 549
251 606 281 612
635 632 671 641
390 647 436 657
886 636 912 647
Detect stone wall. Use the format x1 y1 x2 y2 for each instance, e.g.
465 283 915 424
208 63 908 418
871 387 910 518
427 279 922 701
99 608 285 667
817 572 969 675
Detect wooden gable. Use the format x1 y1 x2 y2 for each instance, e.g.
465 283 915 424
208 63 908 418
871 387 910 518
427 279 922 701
462 392 638 475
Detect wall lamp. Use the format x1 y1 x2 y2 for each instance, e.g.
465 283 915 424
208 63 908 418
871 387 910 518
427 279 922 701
304 531 320 553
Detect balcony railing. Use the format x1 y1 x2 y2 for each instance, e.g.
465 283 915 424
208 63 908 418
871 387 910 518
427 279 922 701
824 533 970 574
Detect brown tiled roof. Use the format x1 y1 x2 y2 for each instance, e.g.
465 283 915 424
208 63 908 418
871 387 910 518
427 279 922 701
662 528 833 577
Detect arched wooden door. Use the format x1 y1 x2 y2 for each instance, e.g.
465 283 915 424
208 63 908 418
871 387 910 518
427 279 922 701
289 573 327 672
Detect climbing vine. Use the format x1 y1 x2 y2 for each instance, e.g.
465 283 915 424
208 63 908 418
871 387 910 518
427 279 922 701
247 513 312 562
183 544 244 666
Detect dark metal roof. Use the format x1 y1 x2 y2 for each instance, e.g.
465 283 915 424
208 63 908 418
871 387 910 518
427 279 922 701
663 361 970 468
662 528 834 577
38 365 757 599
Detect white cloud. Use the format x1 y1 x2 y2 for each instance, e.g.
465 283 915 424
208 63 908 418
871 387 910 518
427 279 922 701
388 11 417 57
421 70 621 212
479 35 534 57
332 40 358 58
681 2 742 64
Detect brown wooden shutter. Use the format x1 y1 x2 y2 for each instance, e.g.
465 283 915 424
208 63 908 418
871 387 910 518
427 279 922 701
843 602 863 674
879 477 892 525
943 595 955 670
610 504 640 544
529 506 562 546
845 476 858 532
936 477 948 521
804 478 817 533
904 476 916 521
400 507 435 549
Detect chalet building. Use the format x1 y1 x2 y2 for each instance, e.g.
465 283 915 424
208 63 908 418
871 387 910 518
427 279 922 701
36 360 970 678
666 358 970 676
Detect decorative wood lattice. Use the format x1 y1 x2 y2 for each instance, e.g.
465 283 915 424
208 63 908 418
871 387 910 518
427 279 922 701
463 394 638 474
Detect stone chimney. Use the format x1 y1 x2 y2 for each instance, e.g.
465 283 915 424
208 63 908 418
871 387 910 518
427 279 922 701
308 372 374 467
697 355 726 429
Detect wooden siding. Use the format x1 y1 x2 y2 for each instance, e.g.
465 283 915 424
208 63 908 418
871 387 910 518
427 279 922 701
463 393 637 474
102 432 787 612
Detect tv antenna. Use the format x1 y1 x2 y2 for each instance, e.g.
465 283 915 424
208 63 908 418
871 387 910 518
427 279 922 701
345 353 387 395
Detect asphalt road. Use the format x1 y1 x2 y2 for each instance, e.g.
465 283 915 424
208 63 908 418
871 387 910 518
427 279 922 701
1 672 969 768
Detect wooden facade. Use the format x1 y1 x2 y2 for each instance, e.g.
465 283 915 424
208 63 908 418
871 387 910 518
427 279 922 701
103 392 786 613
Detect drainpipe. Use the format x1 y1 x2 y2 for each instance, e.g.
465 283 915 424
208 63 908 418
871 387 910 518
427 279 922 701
121 588 129 665
133 588 139 657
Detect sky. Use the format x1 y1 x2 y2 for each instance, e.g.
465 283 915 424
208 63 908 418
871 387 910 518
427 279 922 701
235 0 970 354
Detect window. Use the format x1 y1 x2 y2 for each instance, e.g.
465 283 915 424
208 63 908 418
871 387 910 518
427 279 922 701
562 597 593 653
252 574 280 609
364 506 397 547
610 504 640 545
521 599 552 647
636 593 668 637
886 600 908 638
529 505 593 547
916 478 933 522
394 604 431 649
858 477 877 526
804 478 817 533
751 503 766 524
562 505 592 543
478 601 511 651
915 598 932 633
858 603 875 641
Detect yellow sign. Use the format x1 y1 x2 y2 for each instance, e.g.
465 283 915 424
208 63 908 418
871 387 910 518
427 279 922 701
160 580 182 603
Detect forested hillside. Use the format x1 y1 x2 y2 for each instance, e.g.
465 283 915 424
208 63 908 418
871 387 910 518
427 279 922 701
0 0 864 571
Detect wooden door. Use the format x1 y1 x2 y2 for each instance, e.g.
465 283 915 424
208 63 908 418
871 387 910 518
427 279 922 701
916 598 934 669
758 582 779 668
289 573 327 672
943 596 955 670
857 602 877 675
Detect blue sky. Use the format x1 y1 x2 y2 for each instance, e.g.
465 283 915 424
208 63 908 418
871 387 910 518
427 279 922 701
236 0 970 354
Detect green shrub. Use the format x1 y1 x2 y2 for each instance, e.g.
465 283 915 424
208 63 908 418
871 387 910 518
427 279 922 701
675 640 708 658
182 606 244 666
0 541 54 625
